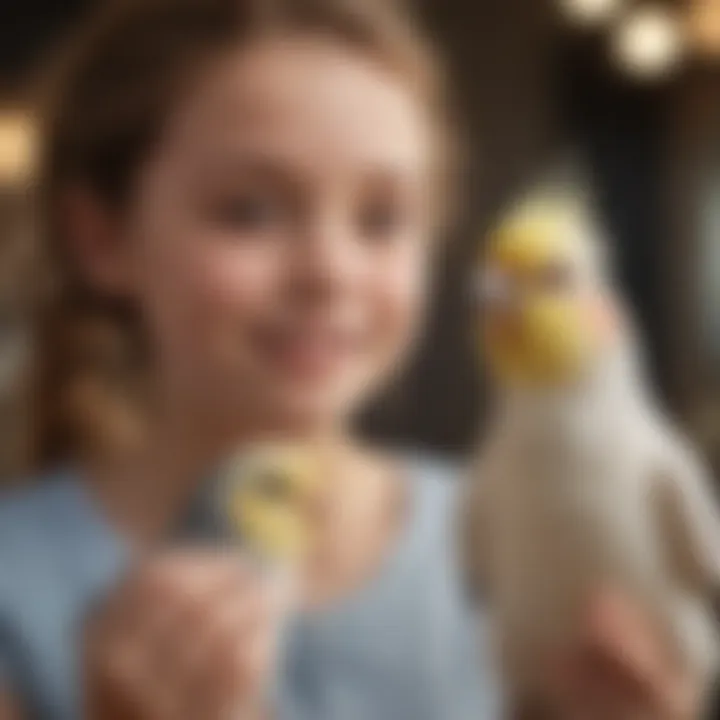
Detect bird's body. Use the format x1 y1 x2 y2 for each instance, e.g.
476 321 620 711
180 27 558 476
472 353 719 702
464 192 720 714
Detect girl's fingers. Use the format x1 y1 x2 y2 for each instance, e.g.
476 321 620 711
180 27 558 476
586 592 690 712
88 553 277 720
177 583 276 718
205 588 279 717
107 556 249 715
130 551 255 616
547 651 624 720
99 634 179 720
94 551 252 658
584 591 668 686
557 654 655 720
560 591 697 720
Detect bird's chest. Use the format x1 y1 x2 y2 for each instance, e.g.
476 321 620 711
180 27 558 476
503 408 644 503
487 414 656 602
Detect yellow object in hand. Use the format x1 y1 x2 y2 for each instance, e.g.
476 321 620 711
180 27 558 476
219 444 325 565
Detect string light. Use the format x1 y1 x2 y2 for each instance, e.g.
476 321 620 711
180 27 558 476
558 0 623 27
611 6 685 80
0 111 36 186
686 0 720 57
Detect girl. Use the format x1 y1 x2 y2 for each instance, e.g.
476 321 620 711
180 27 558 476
0 0 699 718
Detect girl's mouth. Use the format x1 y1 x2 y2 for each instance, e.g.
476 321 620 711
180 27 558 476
252 322 362 380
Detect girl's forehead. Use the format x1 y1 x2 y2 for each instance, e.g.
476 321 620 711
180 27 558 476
162 38 433 174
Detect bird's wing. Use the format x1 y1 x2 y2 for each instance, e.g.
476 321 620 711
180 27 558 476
652 436 720 594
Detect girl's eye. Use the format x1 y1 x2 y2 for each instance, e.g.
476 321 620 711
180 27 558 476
357 201 407 244
214 194 283 230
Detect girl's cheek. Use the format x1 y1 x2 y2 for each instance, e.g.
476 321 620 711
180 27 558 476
194 244 280 316
175 225 283 309
133 228 278 368
371 248 431 351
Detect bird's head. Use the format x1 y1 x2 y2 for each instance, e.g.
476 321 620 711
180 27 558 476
475 196 622 389
219 443 326 565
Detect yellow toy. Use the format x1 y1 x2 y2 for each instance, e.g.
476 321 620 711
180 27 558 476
218 443 325 565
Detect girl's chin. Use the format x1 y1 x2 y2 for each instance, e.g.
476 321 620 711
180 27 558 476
205 368 375 434
258 383 366 431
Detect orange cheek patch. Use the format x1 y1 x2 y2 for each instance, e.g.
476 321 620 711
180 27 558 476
585 295 620 344
483 311 522 346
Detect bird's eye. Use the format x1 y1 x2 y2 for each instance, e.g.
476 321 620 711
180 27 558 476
540 262 575 292
474 267 512 308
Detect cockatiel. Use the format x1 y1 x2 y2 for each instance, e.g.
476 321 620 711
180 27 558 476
463 192 720 717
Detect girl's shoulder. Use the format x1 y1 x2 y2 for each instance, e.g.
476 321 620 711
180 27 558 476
400 448 466 510
0 468 81 519
0 471 122 610
395 447 463 483
405 449 461 479
0 471 95 547
0 474 124 713
392 449 469 559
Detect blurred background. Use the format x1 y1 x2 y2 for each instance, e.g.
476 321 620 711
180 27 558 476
1 0 720 474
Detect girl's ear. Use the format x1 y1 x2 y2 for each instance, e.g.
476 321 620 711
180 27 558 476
59 186 137 298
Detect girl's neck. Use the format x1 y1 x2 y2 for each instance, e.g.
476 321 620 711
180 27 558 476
83 400 352 545
82 408 406 611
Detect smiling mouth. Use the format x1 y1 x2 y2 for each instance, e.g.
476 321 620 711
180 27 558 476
253 323 362 378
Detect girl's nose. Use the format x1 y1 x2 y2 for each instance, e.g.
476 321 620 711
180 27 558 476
290 216 360 301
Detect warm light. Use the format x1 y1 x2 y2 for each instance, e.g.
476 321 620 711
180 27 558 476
686 0 720 57
0 111 36 186
611 6 685 80
558 0 623 27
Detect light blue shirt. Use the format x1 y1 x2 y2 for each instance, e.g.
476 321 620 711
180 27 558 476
0 457 500 719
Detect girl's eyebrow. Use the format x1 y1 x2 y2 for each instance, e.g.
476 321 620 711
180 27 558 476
197 148 426 193
361 165 419 191
204 151 302 184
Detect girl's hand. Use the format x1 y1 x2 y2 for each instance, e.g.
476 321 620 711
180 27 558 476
551 591 700 720
84 552 284 720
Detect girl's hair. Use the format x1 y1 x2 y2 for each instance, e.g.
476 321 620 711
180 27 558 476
31 0 452 471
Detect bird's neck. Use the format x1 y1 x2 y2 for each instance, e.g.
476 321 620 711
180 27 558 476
498 338 651 432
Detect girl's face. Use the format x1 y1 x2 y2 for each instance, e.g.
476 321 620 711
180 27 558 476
93 38 435 433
